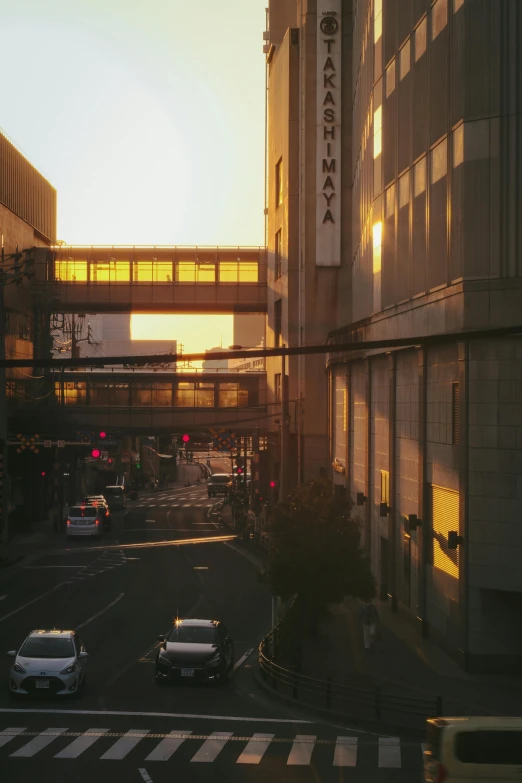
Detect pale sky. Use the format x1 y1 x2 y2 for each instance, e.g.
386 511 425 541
131 314 233 356
2 0 266 247
3 0 266 352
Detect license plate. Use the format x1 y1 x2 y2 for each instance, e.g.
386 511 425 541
36 679 50 688
181 668 194 677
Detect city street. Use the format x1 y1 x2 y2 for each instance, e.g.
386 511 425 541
0 478 425 782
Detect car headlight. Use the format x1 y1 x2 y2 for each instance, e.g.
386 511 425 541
13 663 26 674
60 663 76 675
206 652 222 668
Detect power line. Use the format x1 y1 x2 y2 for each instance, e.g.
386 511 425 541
1 323 522 369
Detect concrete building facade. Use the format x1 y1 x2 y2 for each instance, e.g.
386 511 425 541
267 0 522 672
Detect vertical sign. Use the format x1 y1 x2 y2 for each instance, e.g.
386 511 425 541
316 1 342 266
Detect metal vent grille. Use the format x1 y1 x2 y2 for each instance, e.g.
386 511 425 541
431 485 459 579
452 382 460 444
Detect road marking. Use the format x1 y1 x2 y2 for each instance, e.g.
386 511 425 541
233 648 254 672
333 736 358 766
0 708 311 723
191 731 233 762
378 737 401 767
145 730 192 761
75 593 124 631
0 727 26 749
100 729 150 760
23 565 86 569
10 728 68 758
54 728 109 758
193 566 208 570
139 770 153 783
287 735 317 765
145 519 156 523
0 582 66 624
236 733 274 764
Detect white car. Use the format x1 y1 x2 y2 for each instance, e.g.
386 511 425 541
66 504 104 538
7 629 88 697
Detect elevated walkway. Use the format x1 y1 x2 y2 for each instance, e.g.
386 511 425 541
32 246 267 313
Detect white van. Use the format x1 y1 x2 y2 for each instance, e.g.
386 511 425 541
66 505 103 538
423 717 522 782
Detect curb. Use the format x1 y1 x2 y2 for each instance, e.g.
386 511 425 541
253 670 426 739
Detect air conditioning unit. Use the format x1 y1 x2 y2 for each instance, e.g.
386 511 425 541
263 44 270 53
263 30 270 40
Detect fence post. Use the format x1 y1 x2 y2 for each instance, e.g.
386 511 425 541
436 695 443 716
326 676 332 709
375 686 381 720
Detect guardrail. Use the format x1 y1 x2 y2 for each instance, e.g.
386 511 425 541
259 626 442 727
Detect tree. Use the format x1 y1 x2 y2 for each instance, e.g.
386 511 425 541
266 478 375 615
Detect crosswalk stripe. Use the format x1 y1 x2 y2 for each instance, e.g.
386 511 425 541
236 733 274 764
145 730 192 761
287 735 316 765
333 736 358 766
0 728 26 749
190 731 233 763
10 728 68 758
54 728 109 758
100 729 150 760
378 737 401 767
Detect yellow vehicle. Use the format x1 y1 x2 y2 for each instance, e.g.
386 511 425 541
423 716 522 782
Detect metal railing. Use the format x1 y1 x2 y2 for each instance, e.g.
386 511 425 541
259 626 442 726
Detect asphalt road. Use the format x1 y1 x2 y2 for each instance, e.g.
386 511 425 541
0 465 425 782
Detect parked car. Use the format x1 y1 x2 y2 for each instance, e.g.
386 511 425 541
66 504 104 538
207 474 232 497
422 716 522 782
155 619 234 685
7 629 88 698
104 485 126 511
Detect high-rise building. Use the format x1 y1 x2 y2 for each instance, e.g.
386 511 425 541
266 0 522 672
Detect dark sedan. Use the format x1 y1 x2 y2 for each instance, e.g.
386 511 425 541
155 619 234 685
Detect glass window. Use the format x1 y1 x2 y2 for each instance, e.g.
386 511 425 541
134 262 153 282
195 383 215 407
432 0 448 40
177 261 196 282
107 383 129 406
196 263 216 282
385 58 396 97
275 157 283 207
62 381 87 405
373 105 382 158
399 38 410 80
274 298 282 347
19 637 74 658
414 156 427 196
372 221 382 312
431 138 448 184
219 383 238 408
415 17 427 61
90 260 130 282
177 261 215 282
152 383 172 406
175 382 195 407
55 259 88 282
385 184 395 218
374 0 382 42
399 170 410 208
453 124 464 167
455 731 522 765
275 229 282 279
167 624 217 644
133 384 152 406
154 262 173 282
238 262 258 282
334 370 347 466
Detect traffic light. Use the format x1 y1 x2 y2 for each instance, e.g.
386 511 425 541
91 448 101 459
269 480 276 488
107 458 114 466
41 471 46 477
182 434 190 444
99 432 107 440
236 467 243 475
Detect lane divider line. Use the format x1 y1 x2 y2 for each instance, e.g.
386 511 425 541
75 593 125 631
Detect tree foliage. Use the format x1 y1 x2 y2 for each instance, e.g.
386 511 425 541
267 478 375 613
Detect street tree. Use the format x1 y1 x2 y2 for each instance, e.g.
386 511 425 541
266 478 375 616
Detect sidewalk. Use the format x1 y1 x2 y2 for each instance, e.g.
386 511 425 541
298 597 522 720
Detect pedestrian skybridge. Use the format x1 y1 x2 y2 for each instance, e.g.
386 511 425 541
7 369 268 435
32 246 267 313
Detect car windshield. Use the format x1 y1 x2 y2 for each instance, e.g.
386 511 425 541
105 487 123 497
69 506 97 517
20 637 74 658
211 476 230 484
167 625 217 644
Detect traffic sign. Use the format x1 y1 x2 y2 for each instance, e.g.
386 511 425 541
44 440 52 448
210 429 237 452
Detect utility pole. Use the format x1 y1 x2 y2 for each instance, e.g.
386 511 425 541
0 261 7 561
280 345 289 501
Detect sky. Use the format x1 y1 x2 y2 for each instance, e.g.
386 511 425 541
2 0 266 350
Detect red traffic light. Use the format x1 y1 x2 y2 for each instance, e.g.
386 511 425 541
91 448 101 459
182 434 190 443
41 471 46 477
237 467 243 474
99 431 107 439
269 480 276 488
107 458 114 466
